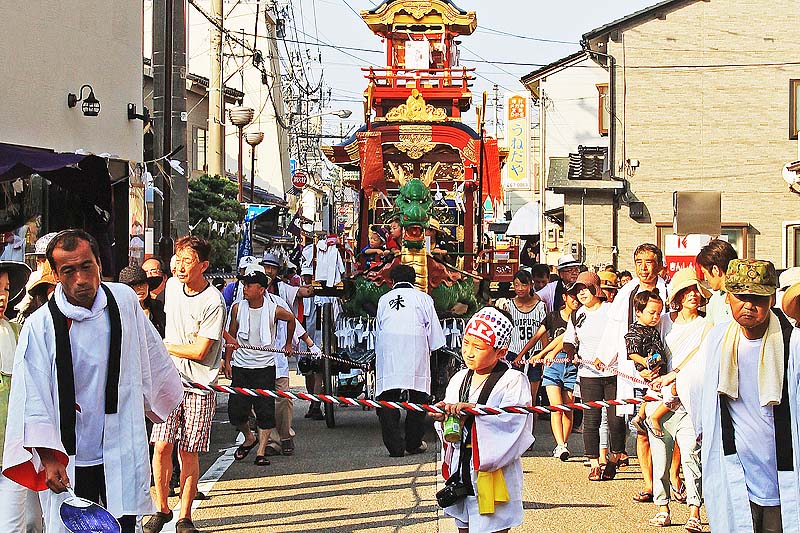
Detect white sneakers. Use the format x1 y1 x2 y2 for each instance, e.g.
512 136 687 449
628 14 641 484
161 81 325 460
553 444 570 461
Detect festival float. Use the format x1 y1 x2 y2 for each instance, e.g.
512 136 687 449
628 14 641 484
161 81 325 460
315 0 516 426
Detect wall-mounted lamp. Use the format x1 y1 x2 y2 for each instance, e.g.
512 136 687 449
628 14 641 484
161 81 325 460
67 84 100 117
127 103 150 124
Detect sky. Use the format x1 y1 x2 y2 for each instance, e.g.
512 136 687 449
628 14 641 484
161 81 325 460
286 0 660 135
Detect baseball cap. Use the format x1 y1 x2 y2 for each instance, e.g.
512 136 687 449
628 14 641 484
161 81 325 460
238 266 270 288
724 259 777 296
238 255 257 270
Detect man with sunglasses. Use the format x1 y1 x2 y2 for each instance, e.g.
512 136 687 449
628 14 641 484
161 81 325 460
536 254 582 313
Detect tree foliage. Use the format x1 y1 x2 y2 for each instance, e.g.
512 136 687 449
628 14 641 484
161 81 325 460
188 174 246 270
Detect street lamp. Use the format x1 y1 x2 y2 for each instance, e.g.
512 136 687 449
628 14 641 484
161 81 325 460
245 131 264 203
228 106 255 202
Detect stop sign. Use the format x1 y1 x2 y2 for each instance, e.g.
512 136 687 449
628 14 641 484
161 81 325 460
292 170 308 189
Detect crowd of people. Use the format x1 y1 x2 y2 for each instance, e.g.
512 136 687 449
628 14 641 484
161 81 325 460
0 229 332 533
2 225 800 533
432 239 800 533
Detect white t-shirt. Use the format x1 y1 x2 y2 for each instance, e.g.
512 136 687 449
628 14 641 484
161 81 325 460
164 277 226 392
562 303 613 378
728 334 780 506
232 305 276 368
268 293 306 379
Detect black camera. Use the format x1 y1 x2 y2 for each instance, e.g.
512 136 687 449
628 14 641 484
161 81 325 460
436 479 471 508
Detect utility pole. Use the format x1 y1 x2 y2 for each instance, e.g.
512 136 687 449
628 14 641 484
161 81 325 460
152 0 186 259
207 0 225 178
493 84 499 139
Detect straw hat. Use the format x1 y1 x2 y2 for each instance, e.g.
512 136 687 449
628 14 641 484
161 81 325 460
598 271 619 290
782 282 800 322
556 254 582 270
27 261 57 294
667 267 712 306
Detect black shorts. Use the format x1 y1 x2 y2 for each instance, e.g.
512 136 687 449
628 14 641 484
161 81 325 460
228 366 276 430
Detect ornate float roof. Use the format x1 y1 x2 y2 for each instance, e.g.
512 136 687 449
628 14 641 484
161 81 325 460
362 0 477 35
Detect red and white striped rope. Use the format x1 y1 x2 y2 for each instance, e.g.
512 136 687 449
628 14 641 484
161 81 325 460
182 378 660 416
516 356 651 388
225 343 371 370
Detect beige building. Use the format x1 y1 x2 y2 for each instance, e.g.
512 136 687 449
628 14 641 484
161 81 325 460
559 0 800 269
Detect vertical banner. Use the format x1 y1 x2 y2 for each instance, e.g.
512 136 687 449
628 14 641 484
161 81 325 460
237 222 251 264
504 93 530 190
356 131 385 196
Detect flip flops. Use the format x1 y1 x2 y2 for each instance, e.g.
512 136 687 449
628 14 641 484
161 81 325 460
672 481 687 503
234 438 258 461
633 491 654 503
588 466 603 481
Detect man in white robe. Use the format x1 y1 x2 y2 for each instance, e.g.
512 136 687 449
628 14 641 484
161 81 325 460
695 259 800 532
375 264 445 457
2 230 182 533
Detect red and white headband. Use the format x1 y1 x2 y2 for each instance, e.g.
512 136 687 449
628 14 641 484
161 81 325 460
464 307 513 349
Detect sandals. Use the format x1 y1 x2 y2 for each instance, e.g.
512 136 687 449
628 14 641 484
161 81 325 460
588 466 603 481
631 414 648 434
685 516 703 532
254 455 271 466
646 418 664 438
281 438 295 456
633 491 654 503
648 512 671 527
672 481 687 503
618 455 630 470
601 460 618 480
234 438 258 461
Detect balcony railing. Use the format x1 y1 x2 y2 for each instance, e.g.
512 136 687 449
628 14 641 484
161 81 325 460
362 67 476 91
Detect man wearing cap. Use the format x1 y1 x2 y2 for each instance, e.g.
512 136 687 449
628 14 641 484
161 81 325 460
221 256 258 309
536 254 581 313
223 265 296 466
692 259 800 532
260 252 313 319
375 264 445 457
598 271 619 303
119 265 166 338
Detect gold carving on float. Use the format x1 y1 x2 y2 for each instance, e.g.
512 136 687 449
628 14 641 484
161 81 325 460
386 89 447 123
396 125 436 159
344 142 360 162
460 142 477 162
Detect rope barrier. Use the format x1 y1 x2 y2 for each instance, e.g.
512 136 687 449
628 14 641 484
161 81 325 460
225 342 371 370
513 357 652 388
182 378 661 416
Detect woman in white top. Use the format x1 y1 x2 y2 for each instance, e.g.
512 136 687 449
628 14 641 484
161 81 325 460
561 271 625 482
646 268 710 530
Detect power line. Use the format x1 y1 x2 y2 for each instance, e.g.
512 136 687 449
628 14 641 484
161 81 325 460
477 26 578 45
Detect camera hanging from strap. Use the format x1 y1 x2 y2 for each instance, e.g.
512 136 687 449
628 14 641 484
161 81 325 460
449 361 510 490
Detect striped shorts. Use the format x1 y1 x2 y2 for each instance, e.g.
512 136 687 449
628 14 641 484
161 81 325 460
150 391 216 453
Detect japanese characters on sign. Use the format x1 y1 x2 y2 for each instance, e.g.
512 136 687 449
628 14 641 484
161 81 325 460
503 93 530 190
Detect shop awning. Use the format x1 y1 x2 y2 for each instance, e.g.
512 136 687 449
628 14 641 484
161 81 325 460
0 143 112 212
506 201 540 236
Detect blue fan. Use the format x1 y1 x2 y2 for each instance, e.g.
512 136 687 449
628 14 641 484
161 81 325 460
59 487 121 533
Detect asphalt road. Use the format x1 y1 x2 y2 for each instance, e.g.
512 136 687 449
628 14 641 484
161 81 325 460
159 376 708 533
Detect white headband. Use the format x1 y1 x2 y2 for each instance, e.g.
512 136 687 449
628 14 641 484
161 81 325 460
464 307 513 348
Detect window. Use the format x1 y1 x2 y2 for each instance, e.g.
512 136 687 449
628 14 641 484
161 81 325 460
791 80 800 140
596 83 609 136
656 223 748 259
192 127 207 172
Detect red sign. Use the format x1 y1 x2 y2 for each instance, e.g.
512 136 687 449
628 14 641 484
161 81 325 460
292 170 308 189
664 255 704 280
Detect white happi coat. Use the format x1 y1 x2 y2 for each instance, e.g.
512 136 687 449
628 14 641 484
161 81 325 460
2 283 182 532
695 321 800 531
437 368 534 533
375 283 445 396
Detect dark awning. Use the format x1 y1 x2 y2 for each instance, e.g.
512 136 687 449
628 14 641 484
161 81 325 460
0 143 112 212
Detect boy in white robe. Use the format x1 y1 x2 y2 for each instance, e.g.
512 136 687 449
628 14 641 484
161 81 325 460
2 230 182 533
432 306 534 533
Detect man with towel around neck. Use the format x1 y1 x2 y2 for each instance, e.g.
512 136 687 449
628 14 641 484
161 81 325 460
691 259 800 533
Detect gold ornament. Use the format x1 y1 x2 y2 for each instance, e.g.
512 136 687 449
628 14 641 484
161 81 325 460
396 125 436 159
386 89 448 123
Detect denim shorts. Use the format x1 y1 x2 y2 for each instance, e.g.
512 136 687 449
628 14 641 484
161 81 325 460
541 355 578 391
506 352 543 382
